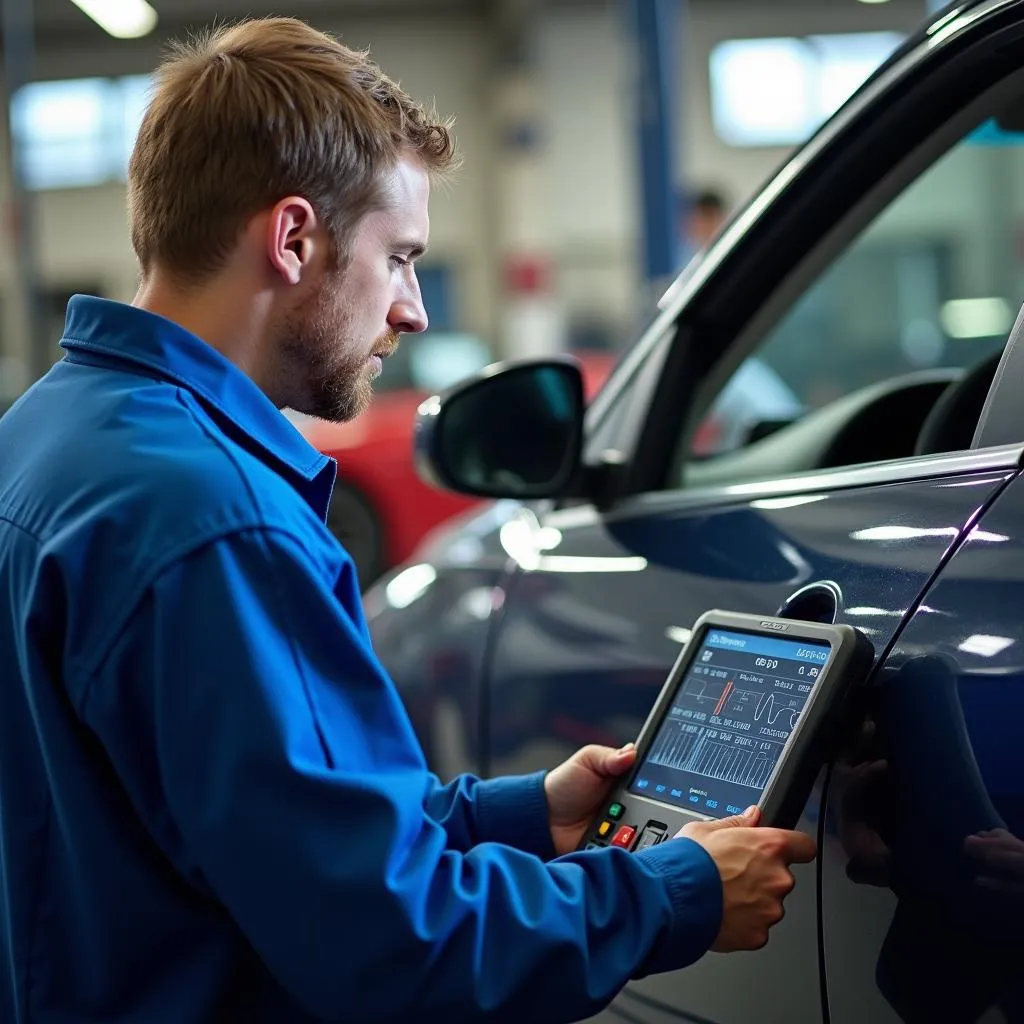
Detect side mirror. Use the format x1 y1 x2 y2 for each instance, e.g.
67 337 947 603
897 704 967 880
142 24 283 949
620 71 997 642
414 357 585 500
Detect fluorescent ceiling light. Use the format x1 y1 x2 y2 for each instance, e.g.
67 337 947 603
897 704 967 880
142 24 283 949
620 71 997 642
858 0 892 5
69 0 158 39
940 297 1014 339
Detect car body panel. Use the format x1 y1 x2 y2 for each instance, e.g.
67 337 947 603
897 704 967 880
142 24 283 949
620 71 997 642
483 472 1013 775
482 468 1013 1024
822 468 1024 1024
366 457 1019 1024
363 499 525 776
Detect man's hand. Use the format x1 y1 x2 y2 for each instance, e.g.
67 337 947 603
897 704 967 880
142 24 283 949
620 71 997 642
965 828 1024 896
544 743 637 856
679 809 817 952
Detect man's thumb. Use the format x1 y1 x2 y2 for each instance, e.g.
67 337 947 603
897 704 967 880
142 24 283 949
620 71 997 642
708 805 760 829
577 741 635 775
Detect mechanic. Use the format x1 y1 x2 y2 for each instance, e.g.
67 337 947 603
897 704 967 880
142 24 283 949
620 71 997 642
0 17 816 1023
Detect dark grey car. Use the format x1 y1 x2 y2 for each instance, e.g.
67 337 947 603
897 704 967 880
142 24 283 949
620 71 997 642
367 3 1024 1020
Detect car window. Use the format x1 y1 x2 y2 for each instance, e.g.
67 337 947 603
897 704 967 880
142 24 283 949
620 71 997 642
673 111 1024 486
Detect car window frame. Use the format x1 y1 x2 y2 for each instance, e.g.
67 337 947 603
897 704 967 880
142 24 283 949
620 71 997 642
974 302 1024 447
674 74 1024 490
585 1 1024 508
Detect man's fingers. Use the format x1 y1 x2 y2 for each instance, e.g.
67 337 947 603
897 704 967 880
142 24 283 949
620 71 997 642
713 806 760 829
677 806 759 838
578 742 636 777
965 828 1014 846
613 742 637 765
762 827 818 864
965 842 1024 873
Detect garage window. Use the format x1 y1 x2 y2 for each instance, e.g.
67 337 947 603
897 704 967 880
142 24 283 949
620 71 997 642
10 74 150 191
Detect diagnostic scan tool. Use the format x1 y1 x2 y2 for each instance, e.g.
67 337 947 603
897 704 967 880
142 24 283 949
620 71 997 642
580 610 874 852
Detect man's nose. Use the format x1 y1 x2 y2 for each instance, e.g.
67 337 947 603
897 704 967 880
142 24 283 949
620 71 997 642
388 286 428 335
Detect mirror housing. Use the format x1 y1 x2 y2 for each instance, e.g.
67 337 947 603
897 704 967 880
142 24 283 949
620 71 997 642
414 357 586 500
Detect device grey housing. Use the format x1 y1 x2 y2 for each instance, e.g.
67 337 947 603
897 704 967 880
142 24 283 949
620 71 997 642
578 609 876 848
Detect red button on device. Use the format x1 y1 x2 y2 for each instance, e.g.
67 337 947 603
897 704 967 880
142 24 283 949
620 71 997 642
611 825 636 849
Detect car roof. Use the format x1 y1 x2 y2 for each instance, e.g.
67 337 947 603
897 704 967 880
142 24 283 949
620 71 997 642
884 0 1022 74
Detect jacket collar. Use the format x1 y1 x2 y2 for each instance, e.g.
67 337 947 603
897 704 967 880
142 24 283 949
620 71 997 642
59 294 336 503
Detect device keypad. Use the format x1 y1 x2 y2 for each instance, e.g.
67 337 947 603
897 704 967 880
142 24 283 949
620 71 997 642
584 800 674 855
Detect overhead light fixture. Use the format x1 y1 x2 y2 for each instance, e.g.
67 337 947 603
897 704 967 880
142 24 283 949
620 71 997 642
69 0 158 39
857 0 892 4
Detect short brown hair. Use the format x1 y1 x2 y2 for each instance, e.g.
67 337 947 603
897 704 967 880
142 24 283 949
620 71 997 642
128 17 458 283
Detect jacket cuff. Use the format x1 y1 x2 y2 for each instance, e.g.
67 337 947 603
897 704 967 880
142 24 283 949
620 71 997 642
474 771 557 861
632 837 723 974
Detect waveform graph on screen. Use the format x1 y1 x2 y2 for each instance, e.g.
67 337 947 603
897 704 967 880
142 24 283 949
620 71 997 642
646 720 778 790
753 691 802 730
681 670 804 730
681 674 732 711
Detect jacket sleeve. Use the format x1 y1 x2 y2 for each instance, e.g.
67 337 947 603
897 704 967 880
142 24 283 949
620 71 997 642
424 772 558 859
80 526 723 1024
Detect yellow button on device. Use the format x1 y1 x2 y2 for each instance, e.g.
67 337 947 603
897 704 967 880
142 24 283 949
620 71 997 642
597 820 613 838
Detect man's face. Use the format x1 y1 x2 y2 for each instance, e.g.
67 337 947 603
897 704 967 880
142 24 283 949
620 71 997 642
279 157 431 422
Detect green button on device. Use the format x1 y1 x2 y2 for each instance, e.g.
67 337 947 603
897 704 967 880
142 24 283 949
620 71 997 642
607 802 624 820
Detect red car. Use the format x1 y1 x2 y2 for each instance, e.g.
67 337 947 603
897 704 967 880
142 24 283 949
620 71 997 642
290 337 615 587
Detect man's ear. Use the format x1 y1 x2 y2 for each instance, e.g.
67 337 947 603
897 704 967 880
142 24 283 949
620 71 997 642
266 196 321 286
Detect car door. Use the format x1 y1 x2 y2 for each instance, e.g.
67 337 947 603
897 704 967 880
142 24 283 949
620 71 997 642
821 321 1024 1024
479 5 1024 1022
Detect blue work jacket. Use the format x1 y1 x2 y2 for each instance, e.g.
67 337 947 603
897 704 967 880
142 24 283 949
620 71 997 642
0 295 721 1022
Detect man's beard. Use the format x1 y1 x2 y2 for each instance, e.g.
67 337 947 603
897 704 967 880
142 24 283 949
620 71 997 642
279 286 399 423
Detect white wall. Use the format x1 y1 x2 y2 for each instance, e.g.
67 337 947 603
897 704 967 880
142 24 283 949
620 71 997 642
538 5 640 339
333 15 498 342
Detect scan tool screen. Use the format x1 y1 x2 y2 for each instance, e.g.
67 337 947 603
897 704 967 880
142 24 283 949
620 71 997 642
627 628 831 819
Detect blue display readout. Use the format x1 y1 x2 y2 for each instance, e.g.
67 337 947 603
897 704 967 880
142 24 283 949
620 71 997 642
704 630 831 664
628 627 831 819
